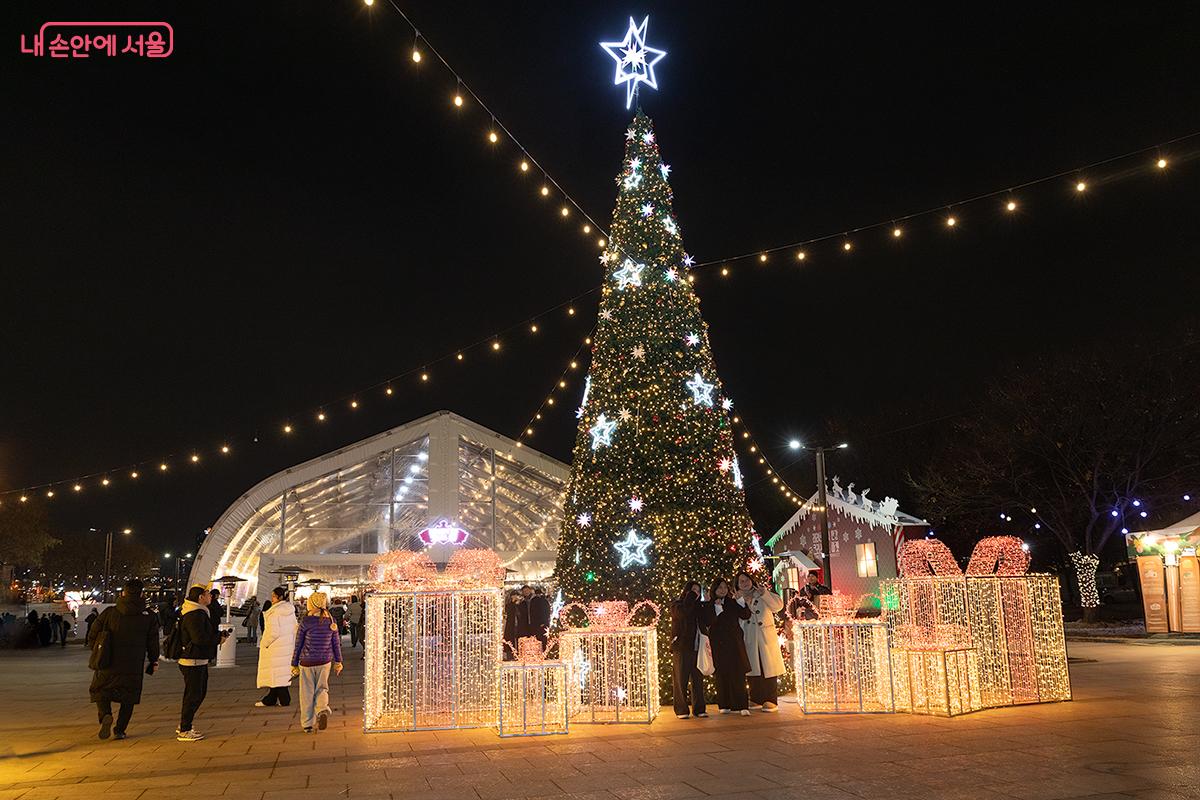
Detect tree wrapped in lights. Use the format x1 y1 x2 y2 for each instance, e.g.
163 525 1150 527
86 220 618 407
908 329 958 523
554 110 755 698
1069 551 1101 609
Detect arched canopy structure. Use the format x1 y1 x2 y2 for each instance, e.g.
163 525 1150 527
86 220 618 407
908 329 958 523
189 411 568 604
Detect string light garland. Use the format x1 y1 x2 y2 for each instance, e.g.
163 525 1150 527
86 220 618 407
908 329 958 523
0 290 595 503
692 130 1200 270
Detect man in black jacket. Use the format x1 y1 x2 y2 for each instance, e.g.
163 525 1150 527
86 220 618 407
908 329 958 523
87 579 160 740
176 585 227 742
527 587 552 647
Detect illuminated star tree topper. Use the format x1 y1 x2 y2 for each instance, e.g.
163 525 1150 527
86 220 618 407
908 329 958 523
600 16 667 109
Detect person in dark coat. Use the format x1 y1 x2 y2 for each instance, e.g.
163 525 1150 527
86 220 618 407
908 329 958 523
515 585 535 639
797 571 831 620
36 614 52 646
701 576 751 715
528 587 552 646
502 591 521 660
87 579 160 740
208 588 224 630
177 585 228 741
59 613 72 646
670 581 708 719
84 608 100 640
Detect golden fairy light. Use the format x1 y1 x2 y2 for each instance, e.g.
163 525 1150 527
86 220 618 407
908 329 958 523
499 638 569 737
558 602 660 724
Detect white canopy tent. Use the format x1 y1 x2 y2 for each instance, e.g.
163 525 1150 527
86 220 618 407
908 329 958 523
188 410 569 604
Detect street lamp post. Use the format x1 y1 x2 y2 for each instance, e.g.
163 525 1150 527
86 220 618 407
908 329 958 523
790 442 849 592
93 527 133 602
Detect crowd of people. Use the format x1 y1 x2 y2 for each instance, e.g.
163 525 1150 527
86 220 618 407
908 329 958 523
79 572 817 742
670 570 828 719
2 609 75 647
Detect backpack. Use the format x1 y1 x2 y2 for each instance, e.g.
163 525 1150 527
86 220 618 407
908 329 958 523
163 621 184 660
88 611 113 670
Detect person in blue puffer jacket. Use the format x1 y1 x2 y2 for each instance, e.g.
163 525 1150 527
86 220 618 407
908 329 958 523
291 592 343 733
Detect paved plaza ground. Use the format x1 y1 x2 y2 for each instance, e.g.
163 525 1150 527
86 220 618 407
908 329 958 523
0 640 1195 800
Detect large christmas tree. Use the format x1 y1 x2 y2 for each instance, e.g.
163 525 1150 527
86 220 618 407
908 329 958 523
554 109 756 697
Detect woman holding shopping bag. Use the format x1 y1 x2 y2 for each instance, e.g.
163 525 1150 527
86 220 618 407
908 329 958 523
669 581 708 719
736 571 785 712
291 591 343 733
255 586 297 707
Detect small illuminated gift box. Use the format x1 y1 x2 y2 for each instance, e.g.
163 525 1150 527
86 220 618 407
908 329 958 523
498 638 569 737
890 636 984 717
793 610 894 714
558 601 660 724
363 549 503 732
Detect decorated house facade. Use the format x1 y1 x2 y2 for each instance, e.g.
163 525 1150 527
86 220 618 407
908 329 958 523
767 478 929 610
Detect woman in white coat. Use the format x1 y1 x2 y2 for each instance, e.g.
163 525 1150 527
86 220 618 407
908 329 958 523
255 586 298 707
736 571 785 711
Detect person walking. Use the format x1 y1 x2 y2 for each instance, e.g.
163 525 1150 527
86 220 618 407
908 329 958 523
60 613 72 646
84 608 100 640
255 587 297 707
346 595 363 648
176 585 228 742
291 592 343 733
87 579 160 740
736 571 785 712
701 576 751 716
670 581 708 719
528 587 551 646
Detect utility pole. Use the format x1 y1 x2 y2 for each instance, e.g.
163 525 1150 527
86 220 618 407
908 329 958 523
94 527 132 601
815 448 832 591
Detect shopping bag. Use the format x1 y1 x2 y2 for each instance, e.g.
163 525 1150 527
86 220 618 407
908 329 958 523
697 633 715 676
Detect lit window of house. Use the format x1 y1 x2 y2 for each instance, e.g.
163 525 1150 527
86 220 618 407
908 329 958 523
856 542 878 577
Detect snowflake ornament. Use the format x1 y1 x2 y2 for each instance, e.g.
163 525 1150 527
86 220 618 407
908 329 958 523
599 309 613 321
682 254 695 267
660 163 671 179
642 131 655 144
631 345 645 360
662 217 678 235
640 203 655 217
721 397 734 411
685 332 701 347
617 407 633 422
664 268 677 282
718 457 733 473
577 512 592 527
628 496 644 513
625 127 637 140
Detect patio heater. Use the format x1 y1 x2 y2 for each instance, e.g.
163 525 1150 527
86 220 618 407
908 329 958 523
212 574 246 669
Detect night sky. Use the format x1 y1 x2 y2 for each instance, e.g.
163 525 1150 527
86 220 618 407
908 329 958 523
4 2 1199 560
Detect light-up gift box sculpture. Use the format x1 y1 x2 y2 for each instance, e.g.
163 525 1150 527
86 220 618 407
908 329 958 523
364 549 504 732
881 536 1071 711
792 592 895 714
558 600 660 724
889 623 983 717
498 637 569 737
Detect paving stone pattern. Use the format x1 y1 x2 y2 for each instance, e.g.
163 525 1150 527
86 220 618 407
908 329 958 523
0 641 1195 800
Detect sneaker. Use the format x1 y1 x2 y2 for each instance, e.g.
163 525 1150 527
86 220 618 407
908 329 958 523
114 732 127 740
303 727 314 734
254 701 268 707
739 709 751 716
747 702 762 709
719 708 731 715
177 730 205 742
676 713 691 719
317 711 328 731
695 712 709 718
98 713 113 740
762 702 778 713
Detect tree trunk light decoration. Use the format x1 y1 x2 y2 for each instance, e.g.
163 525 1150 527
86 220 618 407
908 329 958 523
1069 551 1101 608
793 619 894 714
498 637 569 737
881 536 1071 712
558 601 660 724
363 549 504 733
